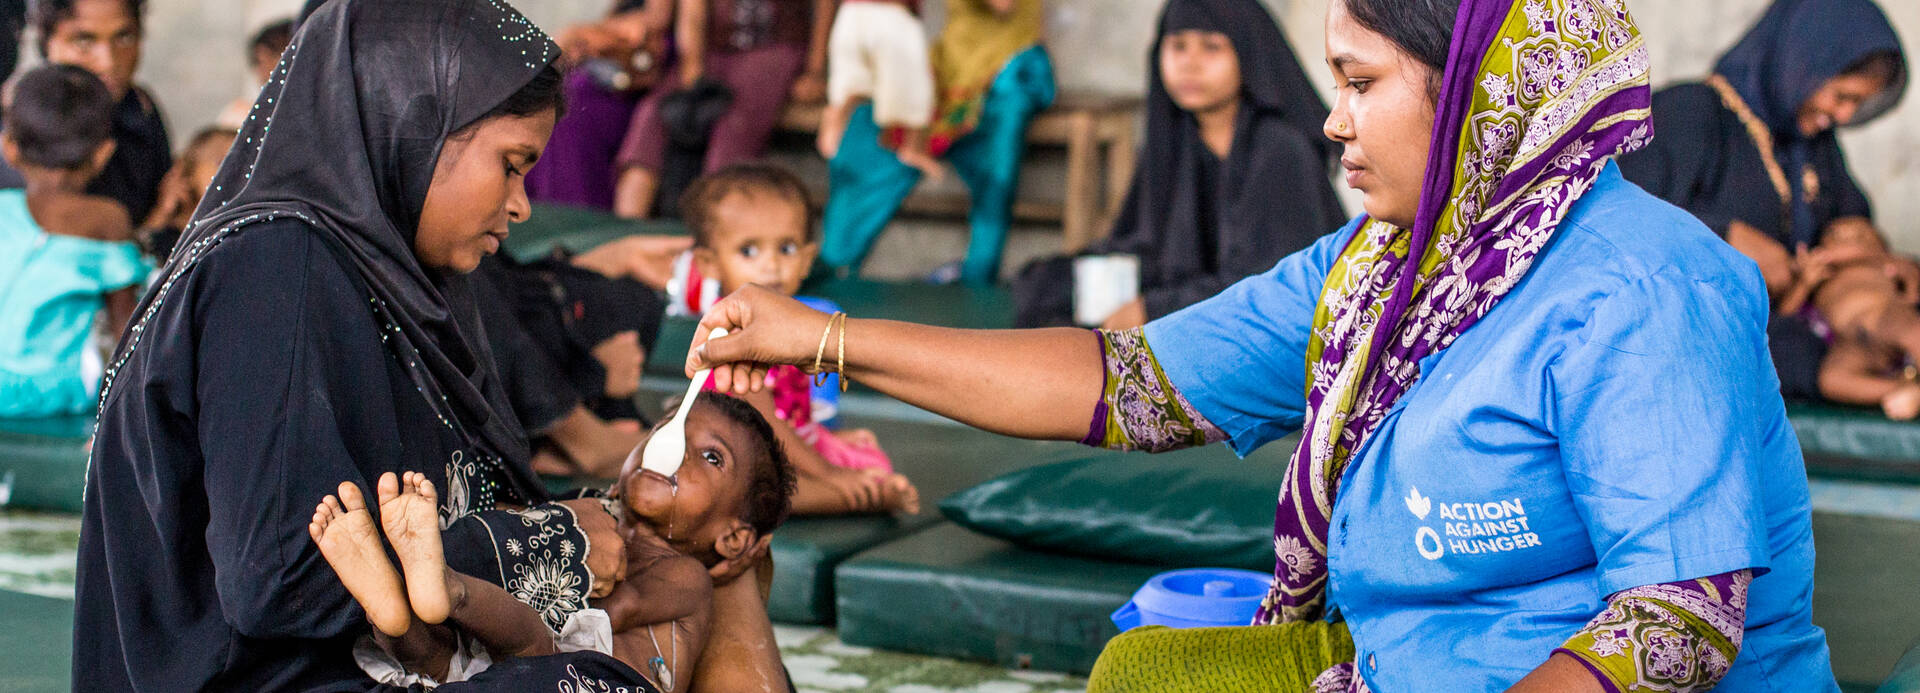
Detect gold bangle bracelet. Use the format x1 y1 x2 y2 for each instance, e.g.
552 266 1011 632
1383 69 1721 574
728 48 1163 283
812 312 838 386
835 312 848 393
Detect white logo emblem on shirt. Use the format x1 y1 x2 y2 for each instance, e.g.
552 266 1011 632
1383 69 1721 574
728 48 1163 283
1405 487 1432 520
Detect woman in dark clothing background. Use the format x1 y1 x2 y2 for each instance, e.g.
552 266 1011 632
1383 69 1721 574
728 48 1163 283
1619 0 1907 400
1016 0 1344 329
1 0 170 222
73 0 652 689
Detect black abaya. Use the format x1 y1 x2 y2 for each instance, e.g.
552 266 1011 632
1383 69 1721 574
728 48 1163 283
75 0 656 689
1015 0 1344 327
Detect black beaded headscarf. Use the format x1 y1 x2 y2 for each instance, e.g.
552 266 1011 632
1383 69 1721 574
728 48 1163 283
104 0 560 498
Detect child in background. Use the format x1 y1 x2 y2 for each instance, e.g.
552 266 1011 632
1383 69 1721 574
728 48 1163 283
817 0 944 179
139 127 236 262
311 392 795 690
216 18 295 130
1777 220 1920 419
0 65 150 418
682 163 920 514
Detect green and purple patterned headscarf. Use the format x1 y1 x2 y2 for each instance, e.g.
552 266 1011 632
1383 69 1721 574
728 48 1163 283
1258 0 1653 624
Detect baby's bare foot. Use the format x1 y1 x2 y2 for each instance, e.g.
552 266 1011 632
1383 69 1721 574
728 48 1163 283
377 471 451 625
309 482 411 637
880 473 921 515
1884 384 1920 420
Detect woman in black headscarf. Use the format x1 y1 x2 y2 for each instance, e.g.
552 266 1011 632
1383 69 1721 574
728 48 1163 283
73 0 658 690
1017 0 1344 329
1619 0 1906 400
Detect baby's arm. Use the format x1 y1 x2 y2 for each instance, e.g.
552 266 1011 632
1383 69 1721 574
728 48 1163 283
599 553 714 684
442 569 561 660
1818 339 1920 419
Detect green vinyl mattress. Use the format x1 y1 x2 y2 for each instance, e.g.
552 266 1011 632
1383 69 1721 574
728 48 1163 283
763 411 1080 624
0 416 93 513
834 522 1162 675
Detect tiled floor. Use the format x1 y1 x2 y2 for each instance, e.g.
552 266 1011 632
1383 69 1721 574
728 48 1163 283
0 509 1088 692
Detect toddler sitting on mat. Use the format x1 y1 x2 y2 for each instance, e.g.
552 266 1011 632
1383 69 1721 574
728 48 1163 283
680 163 921 515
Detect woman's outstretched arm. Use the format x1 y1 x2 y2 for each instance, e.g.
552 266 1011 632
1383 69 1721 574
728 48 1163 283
687 286 1103 441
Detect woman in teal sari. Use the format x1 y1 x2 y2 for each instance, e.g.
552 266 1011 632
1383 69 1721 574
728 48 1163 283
687 0 1836 689
817 0 1055 285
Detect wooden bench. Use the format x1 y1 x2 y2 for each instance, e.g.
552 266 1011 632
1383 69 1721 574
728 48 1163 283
776 91 1140 253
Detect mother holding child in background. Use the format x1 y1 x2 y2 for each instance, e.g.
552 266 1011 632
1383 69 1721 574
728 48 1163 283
689 0 1838 689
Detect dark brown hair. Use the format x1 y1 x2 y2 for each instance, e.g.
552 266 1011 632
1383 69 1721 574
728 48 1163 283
680 162 818 248
698 391 796 538
1342 0 1460 99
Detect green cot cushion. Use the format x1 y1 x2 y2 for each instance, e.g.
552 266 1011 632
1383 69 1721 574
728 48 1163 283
835 522 1162 674
1880 641 1920 693
1788 402 1920 484
938 439 1296 572
0 590 73 691
1809 504 1920 688
765 414 1080 624
0 416 93 513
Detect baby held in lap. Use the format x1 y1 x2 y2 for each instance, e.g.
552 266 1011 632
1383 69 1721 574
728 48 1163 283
309 392 795 689
1779 219 1920 419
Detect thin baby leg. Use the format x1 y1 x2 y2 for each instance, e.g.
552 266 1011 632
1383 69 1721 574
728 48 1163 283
378 471 557 660
309 481 412 638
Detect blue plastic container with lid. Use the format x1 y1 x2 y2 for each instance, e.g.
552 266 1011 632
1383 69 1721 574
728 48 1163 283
1111 568 1272 630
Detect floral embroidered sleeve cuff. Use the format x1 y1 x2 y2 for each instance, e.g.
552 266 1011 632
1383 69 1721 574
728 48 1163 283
1554 570 1752 693
1082 328 1227 452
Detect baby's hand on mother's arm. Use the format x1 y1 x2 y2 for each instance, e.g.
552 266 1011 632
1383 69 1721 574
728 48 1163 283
559 498 628 598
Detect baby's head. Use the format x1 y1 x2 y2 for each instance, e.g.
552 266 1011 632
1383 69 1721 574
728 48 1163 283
682 163 818 297
615 392 796 567
248 19 294 85
1823 218 1888 255
1 64 115 179
181 127 237 201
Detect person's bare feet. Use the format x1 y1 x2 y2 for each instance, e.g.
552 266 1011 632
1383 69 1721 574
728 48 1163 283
881 472 921 515
1883 383 1920 420
816 127 844 161
309 481 412 638
896 147 946 182
792 467 920 515
377 472 452 625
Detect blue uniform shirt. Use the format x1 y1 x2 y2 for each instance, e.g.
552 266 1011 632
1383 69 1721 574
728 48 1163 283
1144 164 1835 691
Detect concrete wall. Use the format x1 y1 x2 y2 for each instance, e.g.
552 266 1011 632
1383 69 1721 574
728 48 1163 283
128 0 1920 247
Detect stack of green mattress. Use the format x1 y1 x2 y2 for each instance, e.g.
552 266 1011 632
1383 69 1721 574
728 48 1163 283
0 416 93 513
761 412 1077 624
833 441 1292 674
0 590 72 690
1791 402 1920 484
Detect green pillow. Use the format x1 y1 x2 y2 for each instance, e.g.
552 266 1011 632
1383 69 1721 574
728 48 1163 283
937 443 1293 572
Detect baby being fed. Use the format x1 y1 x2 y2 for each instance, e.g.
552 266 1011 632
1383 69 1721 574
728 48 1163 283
309 391 795 690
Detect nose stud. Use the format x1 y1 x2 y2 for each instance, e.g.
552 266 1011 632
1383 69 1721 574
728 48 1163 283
1334 121 1348 132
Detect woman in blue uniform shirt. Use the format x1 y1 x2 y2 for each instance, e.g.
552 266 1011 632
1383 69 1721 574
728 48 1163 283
684 0 1836 689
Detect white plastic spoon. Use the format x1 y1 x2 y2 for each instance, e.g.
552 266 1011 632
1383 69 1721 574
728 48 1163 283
640 327 728 479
